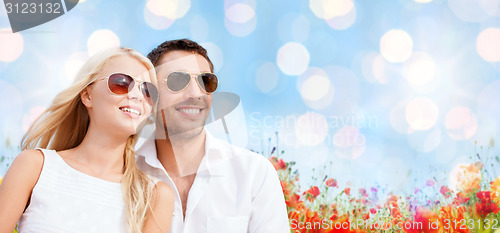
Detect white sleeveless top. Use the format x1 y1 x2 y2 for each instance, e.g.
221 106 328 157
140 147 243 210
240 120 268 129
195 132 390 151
17 149 127 233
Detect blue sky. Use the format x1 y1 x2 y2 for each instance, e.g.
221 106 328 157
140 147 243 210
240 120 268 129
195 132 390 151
1 0 499 194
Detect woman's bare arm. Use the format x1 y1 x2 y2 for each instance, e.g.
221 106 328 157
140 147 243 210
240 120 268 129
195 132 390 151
0 149 44 233
142 181 174 233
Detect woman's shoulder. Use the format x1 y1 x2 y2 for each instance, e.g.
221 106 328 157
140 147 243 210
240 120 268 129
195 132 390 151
13 149 45 169
153 181 173 195
152 181 174 203
4 149 45 189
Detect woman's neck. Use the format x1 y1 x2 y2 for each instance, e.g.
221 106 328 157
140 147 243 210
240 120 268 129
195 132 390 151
71 125 129 175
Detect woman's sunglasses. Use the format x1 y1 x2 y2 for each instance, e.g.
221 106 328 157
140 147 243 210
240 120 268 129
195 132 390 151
93 73 158 105
166 71 219 94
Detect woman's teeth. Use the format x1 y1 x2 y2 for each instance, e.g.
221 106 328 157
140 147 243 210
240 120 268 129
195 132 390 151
120 107 140 115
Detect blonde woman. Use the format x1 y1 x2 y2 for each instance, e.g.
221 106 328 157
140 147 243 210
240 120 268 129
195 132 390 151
0 47 173 233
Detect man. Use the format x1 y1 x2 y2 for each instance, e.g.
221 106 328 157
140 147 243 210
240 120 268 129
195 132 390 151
136 39 290 233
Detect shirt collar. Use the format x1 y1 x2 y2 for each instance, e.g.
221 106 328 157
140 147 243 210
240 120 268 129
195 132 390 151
136 125 231 177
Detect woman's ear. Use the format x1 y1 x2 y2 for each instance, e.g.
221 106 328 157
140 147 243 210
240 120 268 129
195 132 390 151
81 87 93 108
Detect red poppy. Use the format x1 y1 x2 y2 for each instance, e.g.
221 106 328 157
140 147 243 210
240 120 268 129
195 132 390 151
475 191 500 218
439 185 452 198
304 186 320 201
325 178 338 188
344 187 351 196
286 193 304 211
270 156 286 170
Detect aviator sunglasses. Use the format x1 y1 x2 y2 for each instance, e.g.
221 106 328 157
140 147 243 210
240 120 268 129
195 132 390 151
165 71 219 94
93 73 159 105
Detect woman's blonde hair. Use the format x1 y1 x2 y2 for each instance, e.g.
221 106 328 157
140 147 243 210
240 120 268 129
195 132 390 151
21 47 158 233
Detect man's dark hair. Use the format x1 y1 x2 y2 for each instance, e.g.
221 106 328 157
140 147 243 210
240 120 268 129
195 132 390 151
147 39 214 72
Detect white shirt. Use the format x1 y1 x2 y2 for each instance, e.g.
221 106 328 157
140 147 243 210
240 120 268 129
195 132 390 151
135 129 290 233
18 149 126 233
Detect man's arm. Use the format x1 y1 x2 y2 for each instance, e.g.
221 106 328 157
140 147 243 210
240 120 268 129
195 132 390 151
248 158 290 233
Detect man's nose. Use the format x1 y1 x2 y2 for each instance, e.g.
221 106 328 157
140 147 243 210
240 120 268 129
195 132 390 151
183 75 204 98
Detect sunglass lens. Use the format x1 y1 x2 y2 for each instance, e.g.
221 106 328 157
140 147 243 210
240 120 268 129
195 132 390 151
108 73 134 94
167 72 191 92
198 73 218 93
141 82 158 105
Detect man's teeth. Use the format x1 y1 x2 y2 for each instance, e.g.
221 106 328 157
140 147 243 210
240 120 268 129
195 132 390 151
120 107 140 115
179 108 201 115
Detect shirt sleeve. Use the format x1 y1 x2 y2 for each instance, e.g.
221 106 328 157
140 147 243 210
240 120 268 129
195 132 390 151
248 158 291 233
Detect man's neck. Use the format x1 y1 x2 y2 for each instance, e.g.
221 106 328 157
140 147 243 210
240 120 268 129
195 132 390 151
155 129 207 178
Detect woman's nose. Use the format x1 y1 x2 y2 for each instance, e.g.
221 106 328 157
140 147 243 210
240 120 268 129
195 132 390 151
127 82 143 100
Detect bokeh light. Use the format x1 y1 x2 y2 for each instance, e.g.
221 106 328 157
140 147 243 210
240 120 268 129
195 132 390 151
190 16 209 41
224 1 257 37
255 62 280 93
380 29 413 63
309 0 354 19
278 14 311 43
477 80 500 119
448 161 480 193
360 52 378 83
277 42 310 76
414 0 432 3
200 42 224 72
407 128 441 153
292 16 310 42
325 3 357 30
445 106 477 140
146 0 191 19
63 52 89 85
87 29 120 56
295 112 329 146
448 0 490 22
225 3 255 23
372 54 391 84
144 5 175 30
403 52 436 87
0 28 24 62
22 106 46 132
224 17 257 37
476 28 500 62
390 100 412 134
405 97 439 131
333 126 366 159
479 0 500 17
297 67 332 104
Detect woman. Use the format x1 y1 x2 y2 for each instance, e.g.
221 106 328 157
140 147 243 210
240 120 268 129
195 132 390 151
0 47 173 233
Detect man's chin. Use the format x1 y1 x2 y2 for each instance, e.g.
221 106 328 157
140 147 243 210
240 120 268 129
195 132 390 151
167 125 204 140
